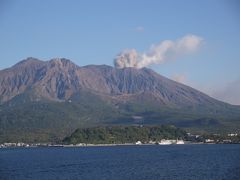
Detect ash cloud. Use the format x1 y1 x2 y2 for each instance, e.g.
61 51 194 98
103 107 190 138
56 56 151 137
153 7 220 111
212 78 240 105
114 35 203 69
172 74 187 84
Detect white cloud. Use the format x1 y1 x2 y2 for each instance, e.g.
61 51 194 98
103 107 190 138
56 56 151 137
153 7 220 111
114 34 203 69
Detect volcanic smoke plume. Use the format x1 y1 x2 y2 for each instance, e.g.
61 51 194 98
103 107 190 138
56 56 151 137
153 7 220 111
114 34 203 69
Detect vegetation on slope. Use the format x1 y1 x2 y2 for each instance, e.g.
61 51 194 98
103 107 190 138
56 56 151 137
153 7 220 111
62 125 187 144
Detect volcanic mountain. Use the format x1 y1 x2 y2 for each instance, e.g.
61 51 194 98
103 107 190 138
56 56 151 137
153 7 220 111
0 58 239 142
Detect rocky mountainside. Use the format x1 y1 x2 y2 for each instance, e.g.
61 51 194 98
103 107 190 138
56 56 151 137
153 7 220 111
0 57 230 108
0 58 239 142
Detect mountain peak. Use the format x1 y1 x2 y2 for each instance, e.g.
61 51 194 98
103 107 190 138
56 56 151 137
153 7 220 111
49 58 73 64
48 58 77 68
13 57 43 68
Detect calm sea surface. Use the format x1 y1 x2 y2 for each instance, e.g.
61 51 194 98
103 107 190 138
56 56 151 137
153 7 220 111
0 144 240 180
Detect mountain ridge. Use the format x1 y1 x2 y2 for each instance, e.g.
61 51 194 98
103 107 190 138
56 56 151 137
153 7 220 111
0 57 239 142
0 58 229 104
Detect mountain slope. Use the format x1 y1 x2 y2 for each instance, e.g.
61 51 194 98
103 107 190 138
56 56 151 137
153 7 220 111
0 58 239 142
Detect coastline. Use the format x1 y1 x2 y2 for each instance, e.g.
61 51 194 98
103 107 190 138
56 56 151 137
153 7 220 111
2 141 239 149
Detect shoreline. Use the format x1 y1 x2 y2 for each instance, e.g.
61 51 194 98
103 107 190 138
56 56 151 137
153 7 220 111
1 142 239 149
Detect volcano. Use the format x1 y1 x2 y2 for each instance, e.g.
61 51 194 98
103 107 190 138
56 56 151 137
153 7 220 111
0 57 239 142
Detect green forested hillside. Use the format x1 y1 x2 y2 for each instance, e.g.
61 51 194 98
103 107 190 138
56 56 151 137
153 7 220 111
0 92 240 143
62 126 187 144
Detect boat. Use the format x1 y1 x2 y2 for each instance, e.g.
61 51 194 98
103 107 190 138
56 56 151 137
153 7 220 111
158 139 172 145
176 140 184 144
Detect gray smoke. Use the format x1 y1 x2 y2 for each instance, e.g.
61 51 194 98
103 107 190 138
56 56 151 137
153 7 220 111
114 34 203 69
114 49 139 68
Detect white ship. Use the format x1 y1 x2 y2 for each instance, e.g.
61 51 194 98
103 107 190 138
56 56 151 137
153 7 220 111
176 140 184 144
159 140 172 145
158 139 185 145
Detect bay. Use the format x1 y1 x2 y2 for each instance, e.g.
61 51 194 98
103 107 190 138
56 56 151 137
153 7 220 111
0 144 240 180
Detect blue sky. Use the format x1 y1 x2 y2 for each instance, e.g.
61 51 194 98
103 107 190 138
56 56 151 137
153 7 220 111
0 0 240 104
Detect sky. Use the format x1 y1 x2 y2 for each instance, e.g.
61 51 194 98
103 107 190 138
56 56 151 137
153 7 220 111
0 0 240 105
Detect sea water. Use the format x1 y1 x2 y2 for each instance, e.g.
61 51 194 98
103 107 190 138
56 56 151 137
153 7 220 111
0 144 240 180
